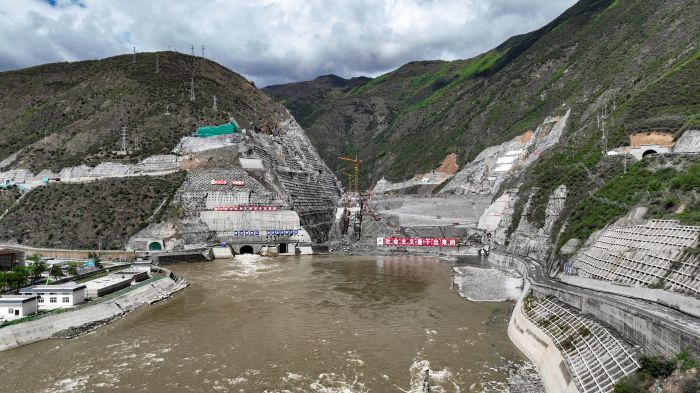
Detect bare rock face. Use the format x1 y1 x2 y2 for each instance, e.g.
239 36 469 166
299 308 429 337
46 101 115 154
559 239 581 256
506 185 568 261
674 129 700 153
479 190 519 246
440 109 569 196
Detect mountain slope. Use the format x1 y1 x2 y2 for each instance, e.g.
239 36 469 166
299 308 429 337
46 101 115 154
267 0 700 189
0 52 286 172
264 74 370 123
0 53 342 249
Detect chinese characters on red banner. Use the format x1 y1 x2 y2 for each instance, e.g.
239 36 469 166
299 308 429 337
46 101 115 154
378 237 458 247
211 179 246 186
213 206 278 211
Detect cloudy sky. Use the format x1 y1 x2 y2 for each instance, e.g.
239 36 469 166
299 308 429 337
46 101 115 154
0 0 577 86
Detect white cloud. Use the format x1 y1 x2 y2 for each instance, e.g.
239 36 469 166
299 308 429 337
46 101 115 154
0 0 577 86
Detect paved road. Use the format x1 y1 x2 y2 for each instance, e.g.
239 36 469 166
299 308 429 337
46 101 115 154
509 252 700 337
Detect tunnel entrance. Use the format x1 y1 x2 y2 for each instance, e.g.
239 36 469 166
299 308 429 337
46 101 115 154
240 245 254 254
279 243 288 254
642 149 658 158
148 242 162 251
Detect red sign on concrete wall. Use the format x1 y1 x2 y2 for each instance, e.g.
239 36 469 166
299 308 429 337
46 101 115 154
211 180 245 186
213 206 278 211
379 237 458 247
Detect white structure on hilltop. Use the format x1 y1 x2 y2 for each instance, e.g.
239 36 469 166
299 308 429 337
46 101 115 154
20 283 86 310
0 295 39 321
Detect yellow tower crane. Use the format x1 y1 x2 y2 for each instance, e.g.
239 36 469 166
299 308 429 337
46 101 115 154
338 155 360 194
341 171 355 194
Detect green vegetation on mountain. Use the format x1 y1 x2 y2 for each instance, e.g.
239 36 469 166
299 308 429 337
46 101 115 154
266 0 700 267
264 74 370 122
559 156 700 247
0 52 285 172
0 188 21 215
266 0 700 193
0 172 185 249
613 351 700 393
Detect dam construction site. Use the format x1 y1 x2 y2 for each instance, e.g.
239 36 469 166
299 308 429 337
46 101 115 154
1 0 700 391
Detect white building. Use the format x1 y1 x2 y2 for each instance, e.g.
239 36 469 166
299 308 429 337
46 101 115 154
84 271 149 298
20 283 86 310
0 295 39 321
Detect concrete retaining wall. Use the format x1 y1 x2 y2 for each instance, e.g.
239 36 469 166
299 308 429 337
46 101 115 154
212 247 234 259
0 244 137 260
491 251 700 358
534 285 700 357
508 282 580 393
0 273 186 352
561 275 700 319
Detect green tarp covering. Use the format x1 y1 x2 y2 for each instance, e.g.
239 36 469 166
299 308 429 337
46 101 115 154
194 121 238 138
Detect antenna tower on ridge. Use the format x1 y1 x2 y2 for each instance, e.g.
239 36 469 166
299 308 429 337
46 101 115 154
132 46 136 63
191 45 195 56
201 44 206 58
121 126 128 152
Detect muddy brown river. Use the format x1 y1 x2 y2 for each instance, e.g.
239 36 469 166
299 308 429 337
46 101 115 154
0 255 535 392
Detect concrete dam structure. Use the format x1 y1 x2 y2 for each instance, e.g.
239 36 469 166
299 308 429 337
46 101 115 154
128 115 342 254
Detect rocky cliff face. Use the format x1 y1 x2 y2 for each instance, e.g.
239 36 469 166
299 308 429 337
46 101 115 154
505 185 568 262
440 110 569 196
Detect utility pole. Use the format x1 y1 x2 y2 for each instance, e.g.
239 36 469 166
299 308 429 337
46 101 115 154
191 44 195 57
121 126 128 152
132 46 136 63
600 106 608 154
190 67 195 102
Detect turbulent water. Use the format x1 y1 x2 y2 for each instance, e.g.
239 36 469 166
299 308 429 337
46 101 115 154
0 255 536 392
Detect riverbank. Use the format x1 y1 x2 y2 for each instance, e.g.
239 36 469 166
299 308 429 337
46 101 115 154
488 252 581 392
0 267 187 352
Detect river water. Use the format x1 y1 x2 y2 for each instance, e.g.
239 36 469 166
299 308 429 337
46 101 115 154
1 255 536 393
